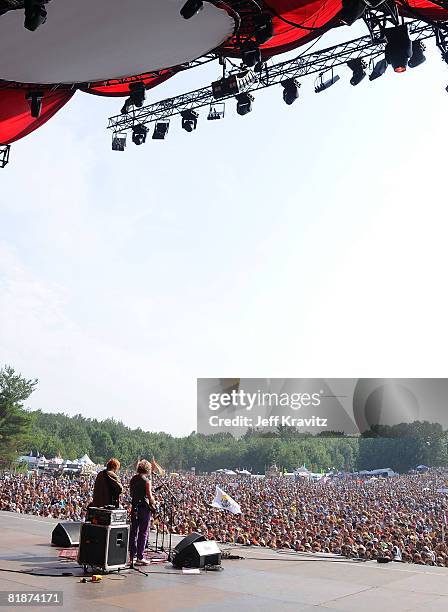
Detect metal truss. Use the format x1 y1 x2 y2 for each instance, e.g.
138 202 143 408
107 20 437 135
0 144 11 168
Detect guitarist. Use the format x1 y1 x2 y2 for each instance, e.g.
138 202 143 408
129 460 157 566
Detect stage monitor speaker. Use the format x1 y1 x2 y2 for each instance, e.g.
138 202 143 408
78 523 129 571
51 521 81 547
171 533 221 568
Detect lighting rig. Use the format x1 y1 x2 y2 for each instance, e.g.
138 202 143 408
0 144 10 168
26 89 44 118
24 0 47 31
108 18 445 148
121 82 146 114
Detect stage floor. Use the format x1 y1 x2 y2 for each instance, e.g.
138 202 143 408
1 511 448 611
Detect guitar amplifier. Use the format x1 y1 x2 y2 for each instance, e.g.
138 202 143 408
86 507 128 526
78 523 129 572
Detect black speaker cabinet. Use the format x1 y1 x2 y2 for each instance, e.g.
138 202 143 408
51 521 81 547
78 523 129 571
172 533 221 568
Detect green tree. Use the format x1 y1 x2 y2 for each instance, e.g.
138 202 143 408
0 366 37 461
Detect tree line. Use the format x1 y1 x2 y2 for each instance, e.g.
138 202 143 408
1 366 447 473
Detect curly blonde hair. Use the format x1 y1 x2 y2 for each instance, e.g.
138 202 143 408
136 460 151 474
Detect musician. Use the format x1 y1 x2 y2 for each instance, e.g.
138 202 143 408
90 458 123 508
129 459 156 566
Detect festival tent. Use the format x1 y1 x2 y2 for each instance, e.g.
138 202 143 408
50 456 63 464
295 465 312 477
77 454 94 465
215 468 237 475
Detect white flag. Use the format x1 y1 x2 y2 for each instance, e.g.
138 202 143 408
211 486 241 515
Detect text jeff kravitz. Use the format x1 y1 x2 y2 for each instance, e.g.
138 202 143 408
208 415 328 428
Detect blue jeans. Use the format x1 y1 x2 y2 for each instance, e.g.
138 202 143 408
129 504 150 560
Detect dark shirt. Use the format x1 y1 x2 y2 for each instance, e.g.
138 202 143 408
90 469 123 508
130 474 149 506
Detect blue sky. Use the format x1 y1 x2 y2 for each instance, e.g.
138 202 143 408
1 23 447 435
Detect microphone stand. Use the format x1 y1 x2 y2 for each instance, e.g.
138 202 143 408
153 480 181 561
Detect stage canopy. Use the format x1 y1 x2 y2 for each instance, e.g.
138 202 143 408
1 0 448 144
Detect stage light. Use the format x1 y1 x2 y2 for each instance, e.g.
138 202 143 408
112 133 127 151
236 92 254 116
180 0 203 20
152 121 170 140
338 0 366 26
254 15 274 45
241 40 261 68
212 70 256 100
347 58 366 86
369 57 388 81
385 25 412 73
408 40 426 68
121 82 146 114
132 124 148 145
24 0 47 32
181 109 198 132
314 73 340 93
207 103 225 120
281 78 300 105
212 76 239 99
25 90 44 118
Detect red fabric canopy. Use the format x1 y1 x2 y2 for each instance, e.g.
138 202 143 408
0 87 74 144
237 0 448 59
260 0 342 57
82 69 177 97
398 0 448 20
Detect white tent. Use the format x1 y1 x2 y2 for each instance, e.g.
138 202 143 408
78 454 94 465
295 465 311 477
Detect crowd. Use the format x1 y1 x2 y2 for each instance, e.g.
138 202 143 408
1 468 448 567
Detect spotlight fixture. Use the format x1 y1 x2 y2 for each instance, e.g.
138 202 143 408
24 0 47 32
241 40 261 68
314 73 340 93
369 57 388 81
152 121 170 140
338 0 366 26
254 14 274 45
132 123 148 145
385 24 412 73
112 133 127 151
207 103 225 120
211 70 257 100
121 82 146 114
236 92 254 116
181 109 198 132
180 0 203 20
347 58 366 86
408 40 426 68
25 90 44 118
281 78 300 105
